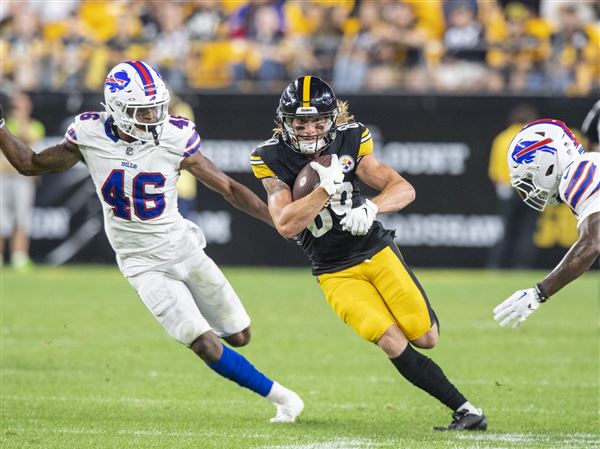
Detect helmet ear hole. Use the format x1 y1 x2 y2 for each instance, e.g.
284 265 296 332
545 164 554 176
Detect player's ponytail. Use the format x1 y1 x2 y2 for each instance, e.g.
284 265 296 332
336 100 354 125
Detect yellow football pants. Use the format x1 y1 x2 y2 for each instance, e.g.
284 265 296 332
317 245 436 343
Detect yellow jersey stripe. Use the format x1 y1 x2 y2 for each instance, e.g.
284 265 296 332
358 135 373 158
361 128 369 138
302 75 312 107
251 163 277 179
250 155 263 161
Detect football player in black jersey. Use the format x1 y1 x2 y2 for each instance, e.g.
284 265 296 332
581 99 600 151
250 76 487 431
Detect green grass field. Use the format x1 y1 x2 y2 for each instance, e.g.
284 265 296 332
1 266 598 449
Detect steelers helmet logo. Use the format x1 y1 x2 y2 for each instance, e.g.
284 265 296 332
339 155 355 173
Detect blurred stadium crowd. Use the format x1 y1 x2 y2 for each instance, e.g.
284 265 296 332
0 0 598 95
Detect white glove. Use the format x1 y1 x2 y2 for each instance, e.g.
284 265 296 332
493 288 542 328
310 154 344 196
340 199 378 236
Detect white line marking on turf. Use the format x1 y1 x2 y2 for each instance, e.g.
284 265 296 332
259 439 390 449
456 432 600 448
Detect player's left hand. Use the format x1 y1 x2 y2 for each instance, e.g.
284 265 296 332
340 199 378 236
493 288 542 328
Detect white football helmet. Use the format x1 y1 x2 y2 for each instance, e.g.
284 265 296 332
103 61 170 142
507 119 583 211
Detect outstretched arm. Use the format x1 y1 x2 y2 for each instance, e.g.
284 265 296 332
181 151 274 227
494 212 600 328
539 212 600 296
0 125 82 176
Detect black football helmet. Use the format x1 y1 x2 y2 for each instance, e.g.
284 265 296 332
277 76 339 155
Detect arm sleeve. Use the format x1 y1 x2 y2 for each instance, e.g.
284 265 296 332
183 129 202 158
250 149 276 179
562 154 600 227
64 121 79 145
357 125 373 158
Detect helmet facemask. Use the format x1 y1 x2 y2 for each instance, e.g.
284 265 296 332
511 166 559 211
279 107 338 155
509 145 562 211
107 97 169 142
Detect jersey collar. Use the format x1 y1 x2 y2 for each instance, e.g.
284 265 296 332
104 117 120 143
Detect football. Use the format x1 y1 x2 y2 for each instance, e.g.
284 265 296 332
292 154 332 201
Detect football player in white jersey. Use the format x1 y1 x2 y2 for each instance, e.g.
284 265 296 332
493 119 600 328
0 60 303 423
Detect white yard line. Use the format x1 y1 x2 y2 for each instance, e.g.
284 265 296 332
456 432 600 449
259 439 390 449
2 426 598 449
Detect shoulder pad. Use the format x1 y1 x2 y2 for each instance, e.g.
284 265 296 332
65 111 106 145
251 139 279 179
163 115 197 137
345 122 373 159
561 152 600 211
254 137 280 151
161 116 202 157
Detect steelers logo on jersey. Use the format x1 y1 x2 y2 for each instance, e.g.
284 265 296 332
339 154 355 173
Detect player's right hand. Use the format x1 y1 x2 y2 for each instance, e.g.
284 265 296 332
310 154 343 196
493 288 542 328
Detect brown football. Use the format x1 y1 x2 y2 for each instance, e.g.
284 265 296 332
292 154 332 201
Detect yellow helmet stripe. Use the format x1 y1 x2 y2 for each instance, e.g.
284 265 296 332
302 75 312 108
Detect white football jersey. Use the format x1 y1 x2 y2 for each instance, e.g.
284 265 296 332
559 151 600 227
65 111 205 276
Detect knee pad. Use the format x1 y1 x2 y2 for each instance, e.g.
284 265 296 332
175 319 205 346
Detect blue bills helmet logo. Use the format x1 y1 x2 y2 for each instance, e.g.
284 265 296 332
339 155 355 173
105 70 131 92
511 138 556 164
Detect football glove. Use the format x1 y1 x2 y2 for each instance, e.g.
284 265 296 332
493 288 543 328
310 154 344 196
340 199 378 236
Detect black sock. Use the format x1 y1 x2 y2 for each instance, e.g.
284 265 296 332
390 344 467 411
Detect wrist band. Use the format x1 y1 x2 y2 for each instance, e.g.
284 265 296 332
0 118 5 129
534 283 549 303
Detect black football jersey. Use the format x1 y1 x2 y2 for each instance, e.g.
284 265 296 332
251 122 394 275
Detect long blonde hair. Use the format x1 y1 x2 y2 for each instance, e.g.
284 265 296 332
273 99 354 136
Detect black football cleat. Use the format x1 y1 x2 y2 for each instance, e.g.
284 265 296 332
432 410 487 431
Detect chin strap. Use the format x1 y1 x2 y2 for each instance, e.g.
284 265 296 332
151 127 159 146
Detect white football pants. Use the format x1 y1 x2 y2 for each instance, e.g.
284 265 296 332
127 248 250 346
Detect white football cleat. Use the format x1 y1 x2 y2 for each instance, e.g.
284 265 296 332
266 381 304 423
